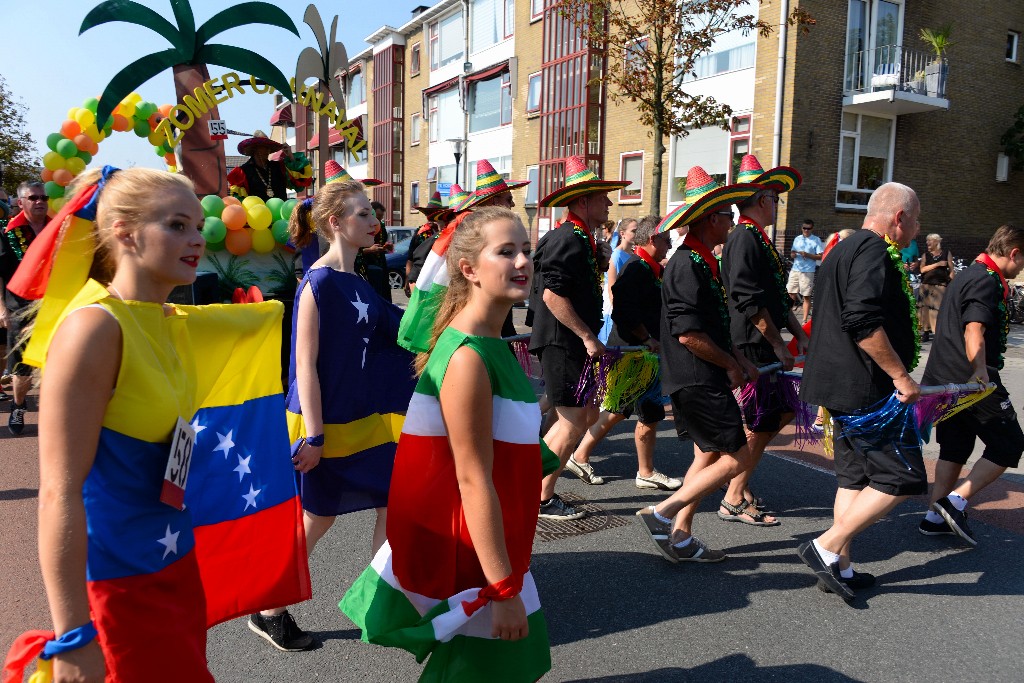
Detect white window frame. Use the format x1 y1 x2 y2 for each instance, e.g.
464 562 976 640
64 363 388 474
843 0 906 93
410 112 422 145
525 165 539 206
430 11 464 72
728 115 751 184
526 72 542 114
835 111 897 209
1008 31 1020 63
410 42 422 76
428 95 439 142
469 71 512 133
410 181 420 208
531 0 545 22
619 151 644 203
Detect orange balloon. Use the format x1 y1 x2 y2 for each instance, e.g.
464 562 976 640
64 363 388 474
222 196 242 207
41 169 54 182
111 114 130 132
87 138 100 155
225 228 252 255
158 103 173 117
52 169 73 186
164 153 176 165
60 120 81 138
73 134 91 151
222 204 248 231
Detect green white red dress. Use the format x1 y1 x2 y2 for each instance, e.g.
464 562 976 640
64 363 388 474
341 327 555 682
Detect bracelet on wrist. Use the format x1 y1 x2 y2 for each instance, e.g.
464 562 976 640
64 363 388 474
304 434 325 447
40 621 98 660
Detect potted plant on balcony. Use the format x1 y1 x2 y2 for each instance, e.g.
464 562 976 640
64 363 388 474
909 69 927 95
920 24 952 98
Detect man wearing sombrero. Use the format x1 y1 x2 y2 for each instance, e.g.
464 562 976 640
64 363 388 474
635 166 763 562
406 191 447 295
461 159 530 211
227 130 313 201
530 156 628 521
717 154 809 527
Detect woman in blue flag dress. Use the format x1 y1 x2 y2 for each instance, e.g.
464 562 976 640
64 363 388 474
248 180 416 651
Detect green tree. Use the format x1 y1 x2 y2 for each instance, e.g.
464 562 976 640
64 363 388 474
558 0 813 213
81 0 299 194
0 75 40 193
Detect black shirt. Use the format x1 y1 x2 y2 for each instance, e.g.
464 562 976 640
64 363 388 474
408 233 437 284
660 244 732 392
609 255 659 345
800 230 917 412
722 221 789 351
239 159 288 201
922 261 1006 386
528 220 602 353
921 248 951 285
0 213 38 309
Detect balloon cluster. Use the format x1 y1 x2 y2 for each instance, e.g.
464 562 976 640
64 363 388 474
200 194 296 256
42 94 174 213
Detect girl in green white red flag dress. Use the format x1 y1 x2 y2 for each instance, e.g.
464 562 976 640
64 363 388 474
342 206 556 682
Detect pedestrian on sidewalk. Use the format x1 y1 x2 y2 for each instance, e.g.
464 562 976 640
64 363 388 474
798 182 923 600
919 224 1024 545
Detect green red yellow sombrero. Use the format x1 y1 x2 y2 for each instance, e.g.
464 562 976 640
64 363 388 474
413 190 446 218
324 160 382 187
656 166 760 234
462 159 530 210
448 183 474 213
735 154 802 194
539 156 630 207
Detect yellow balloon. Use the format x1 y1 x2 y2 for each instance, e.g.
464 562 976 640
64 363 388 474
67 107 80 120
49 197 66 212
241 195 265 210
251 227 276 253
65 156 86 175
167 165 177 173
42 151 66 171
84 124 102 142
74 108 95 127
147 130 163 146
127 92 142 103
247 204 273 230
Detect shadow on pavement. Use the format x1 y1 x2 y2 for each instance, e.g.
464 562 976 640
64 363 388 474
0 487 36 501
560 653 866 682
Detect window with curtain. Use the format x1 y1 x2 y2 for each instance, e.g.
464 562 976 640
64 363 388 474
619 153 644 201
346 70 364 104
684 42 755 81
471 0 513 54
836 113 894 206
470 72 511 132
431 12 464 70
526 72 542 112
434 88 463 142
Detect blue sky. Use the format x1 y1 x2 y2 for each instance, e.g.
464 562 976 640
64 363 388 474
2 0 425 170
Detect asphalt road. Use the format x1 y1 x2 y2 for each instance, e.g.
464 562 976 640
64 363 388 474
2 301 1023 682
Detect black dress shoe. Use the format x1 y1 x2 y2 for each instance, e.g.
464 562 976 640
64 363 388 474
933 497 977 546
818 570 876 593
797 541 855 600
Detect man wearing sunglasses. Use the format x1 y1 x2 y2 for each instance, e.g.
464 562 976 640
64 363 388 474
0 181 46 434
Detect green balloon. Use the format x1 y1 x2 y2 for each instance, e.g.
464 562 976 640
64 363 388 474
133 119 150 137
206 239 225 252
202 216 227 243
77 151 92 164
56 138 78 159
281 199 298 220
83 97 99 114
200 195 225 218
271 219 290 244
266 197 284 221
44 181 64 198
46 133 64 152
136 102 157 119
153 145 166 157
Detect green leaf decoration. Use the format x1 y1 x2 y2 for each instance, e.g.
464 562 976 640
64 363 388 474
196 44 294 99
94 48 183 128
170 0 196 51
195 2 299 48
80 0 185 52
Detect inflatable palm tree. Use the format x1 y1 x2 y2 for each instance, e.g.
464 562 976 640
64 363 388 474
81 0 299 194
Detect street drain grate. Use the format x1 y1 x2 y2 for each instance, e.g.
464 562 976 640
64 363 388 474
536 492 630 542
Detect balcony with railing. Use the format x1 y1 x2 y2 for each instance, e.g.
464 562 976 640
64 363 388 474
843 44 949 116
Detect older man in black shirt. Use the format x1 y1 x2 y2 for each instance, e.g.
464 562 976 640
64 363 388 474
918 224 1024 545
634 166 761 563
798 182 922 599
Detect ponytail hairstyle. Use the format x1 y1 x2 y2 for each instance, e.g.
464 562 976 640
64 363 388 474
414 206 519 374
288 180 366 248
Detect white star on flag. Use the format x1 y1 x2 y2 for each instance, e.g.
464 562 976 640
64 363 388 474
233 454 252 481
191 418 206 436
351 291 369 323
242 484 262 510
157 525 180 559
213 430 235 459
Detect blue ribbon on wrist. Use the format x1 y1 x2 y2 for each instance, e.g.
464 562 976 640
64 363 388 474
40 621 98 660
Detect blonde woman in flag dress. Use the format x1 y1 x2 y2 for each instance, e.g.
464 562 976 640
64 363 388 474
342 206 556 682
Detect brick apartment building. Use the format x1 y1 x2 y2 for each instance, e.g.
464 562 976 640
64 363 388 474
267 0 1024 254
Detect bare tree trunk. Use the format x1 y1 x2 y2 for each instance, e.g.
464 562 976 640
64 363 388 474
651 119 664 214
173 63 227 196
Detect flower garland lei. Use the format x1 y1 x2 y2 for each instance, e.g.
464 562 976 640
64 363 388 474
738 217 789 313
564 211 601 298
977 254 1009 371
884 235 920 371
684 233 732 350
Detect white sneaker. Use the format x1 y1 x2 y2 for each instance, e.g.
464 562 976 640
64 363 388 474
565 456 605 485
635 470 682 490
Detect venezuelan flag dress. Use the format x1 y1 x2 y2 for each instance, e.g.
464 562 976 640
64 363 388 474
342 328 556 682
286 267 417 515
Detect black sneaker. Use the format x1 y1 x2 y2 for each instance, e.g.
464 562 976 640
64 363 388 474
8 403 26 435
818 570 876 593
919 518 955 536
248 611 315 651
797 541 855 600
933 497 977 546
538 494 585 521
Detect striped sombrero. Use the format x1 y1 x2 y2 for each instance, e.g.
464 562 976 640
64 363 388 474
462 159 530 210
735 154 802 194
539 156 630 207
324 159 382 187
656 166 760 234
448 183 474 213
413 190 447 218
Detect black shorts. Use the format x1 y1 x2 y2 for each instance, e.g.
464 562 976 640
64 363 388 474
831 411 927 496
537 345 595 409
670 384 747 454
936 388 1024 468
738 344 795 433
612 378 666 424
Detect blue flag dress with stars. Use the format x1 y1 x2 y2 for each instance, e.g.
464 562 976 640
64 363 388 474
286 267 417 516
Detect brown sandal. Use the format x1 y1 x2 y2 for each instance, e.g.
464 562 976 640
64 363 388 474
718 499 780 526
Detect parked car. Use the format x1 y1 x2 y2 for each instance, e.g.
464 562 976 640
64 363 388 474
386 236 413 289
386 227 415 245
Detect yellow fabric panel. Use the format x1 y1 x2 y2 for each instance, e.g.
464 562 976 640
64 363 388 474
287 411 405 459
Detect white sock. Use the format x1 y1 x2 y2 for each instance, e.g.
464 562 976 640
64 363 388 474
839 565 855 579
672 535 693 549
813 539 841 566
948 493 968 511
924 510 944 524
652 508 673 525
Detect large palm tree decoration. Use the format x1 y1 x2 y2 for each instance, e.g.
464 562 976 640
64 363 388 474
81 0 299 195
294 4 348 189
